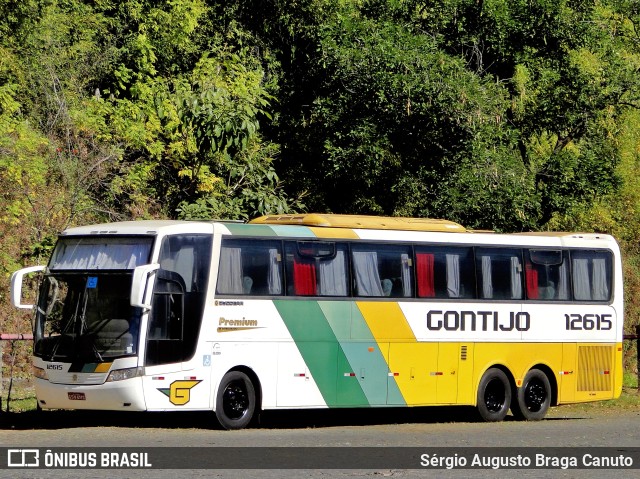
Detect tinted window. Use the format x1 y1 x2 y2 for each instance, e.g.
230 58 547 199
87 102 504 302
570 250 612 301
284 241 349 296
415 246 475 299
216 239 283 296
476 248 524 300
351 244 413 297
525 249 570 300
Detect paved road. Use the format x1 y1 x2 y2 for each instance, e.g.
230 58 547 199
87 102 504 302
0 404 638 478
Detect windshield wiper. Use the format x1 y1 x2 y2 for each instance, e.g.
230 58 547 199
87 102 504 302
47 289 80 361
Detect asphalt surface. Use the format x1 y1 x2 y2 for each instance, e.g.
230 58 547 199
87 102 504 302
0 402 638 479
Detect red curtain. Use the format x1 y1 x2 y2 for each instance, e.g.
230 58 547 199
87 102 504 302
294 259 317 295
525 263 539 299
416 253 435 298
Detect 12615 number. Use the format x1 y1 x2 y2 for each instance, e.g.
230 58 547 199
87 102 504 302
565 313 612 331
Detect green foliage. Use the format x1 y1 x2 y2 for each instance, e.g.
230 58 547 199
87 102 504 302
3 0 640 350
107 46 292 217
176 138 304 220
264 5 534 229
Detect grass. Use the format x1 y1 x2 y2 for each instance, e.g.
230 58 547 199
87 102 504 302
544 368 640 416
623 370 638 388
1 396 37 413
549 388 640 417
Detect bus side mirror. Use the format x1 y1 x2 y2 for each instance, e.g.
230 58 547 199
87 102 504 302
131 263 160 310
10 265 46 309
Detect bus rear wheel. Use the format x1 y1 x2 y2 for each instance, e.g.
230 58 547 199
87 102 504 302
512 369 551 421
215 371 256 430
476 368 511 422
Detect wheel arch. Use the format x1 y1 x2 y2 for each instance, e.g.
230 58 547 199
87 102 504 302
213 365 263 413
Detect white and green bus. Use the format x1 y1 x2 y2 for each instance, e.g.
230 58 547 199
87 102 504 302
11 214 623 429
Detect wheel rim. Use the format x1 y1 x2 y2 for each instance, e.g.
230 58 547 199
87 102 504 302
524 378 547 412
484 378 506 413
222 379 249 420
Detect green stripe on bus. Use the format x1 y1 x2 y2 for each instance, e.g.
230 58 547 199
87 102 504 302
318 301 351 339
274 300 369 407
350 304 406 406
224 223 317 238
268 225 316 238
223 224 278 237
319 301 396 406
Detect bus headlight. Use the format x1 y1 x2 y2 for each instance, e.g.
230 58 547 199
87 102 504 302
32 366 48 380
106 367 143 382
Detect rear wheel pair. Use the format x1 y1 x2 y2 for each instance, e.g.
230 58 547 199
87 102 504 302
476 368 551 422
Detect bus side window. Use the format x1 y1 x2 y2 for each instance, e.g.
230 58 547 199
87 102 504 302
570 250 612 301
284 242 349 297
217 239 283 296
351 244 413 298
415 246 475 299
525 249 569 301
476 248 524 300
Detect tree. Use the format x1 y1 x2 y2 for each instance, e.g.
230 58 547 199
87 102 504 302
106 47 301 219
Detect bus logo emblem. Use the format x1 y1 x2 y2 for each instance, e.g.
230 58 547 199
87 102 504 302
158 380 201 406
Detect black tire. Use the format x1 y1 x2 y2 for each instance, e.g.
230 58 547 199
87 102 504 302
476 368 511 422
511 369 551 421
215 371 256 430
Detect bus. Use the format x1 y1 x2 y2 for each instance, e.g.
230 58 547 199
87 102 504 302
10 214 623 429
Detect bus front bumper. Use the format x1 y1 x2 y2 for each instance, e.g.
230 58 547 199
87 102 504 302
35 377 146 411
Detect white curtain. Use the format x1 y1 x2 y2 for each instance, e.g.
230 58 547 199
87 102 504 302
557 261 569 300
446 254 461 298
171 246 195 292
481 255 493 299
51 243 150 270
267 248 282 295
401 254 412 297
353 251 384 296
510 256 522 299
573 258 590 300
319 250 348 296
217 247 243 295
592 258 609 300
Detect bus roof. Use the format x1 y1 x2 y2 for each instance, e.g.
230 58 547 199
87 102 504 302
60 220 215 236
249 214 466 233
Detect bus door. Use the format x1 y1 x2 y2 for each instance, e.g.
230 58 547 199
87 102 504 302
140 234 212 410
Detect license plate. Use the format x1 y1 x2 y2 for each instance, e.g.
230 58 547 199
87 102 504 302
68 392 86 400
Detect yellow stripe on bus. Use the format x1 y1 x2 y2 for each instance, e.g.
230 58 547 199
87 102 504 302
356 302 415 341
309 227 360 239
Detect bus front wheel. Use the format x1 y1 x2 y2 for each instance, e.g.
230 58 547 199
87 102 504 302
215 371 256 430
512 369 551 421
476 368 511 422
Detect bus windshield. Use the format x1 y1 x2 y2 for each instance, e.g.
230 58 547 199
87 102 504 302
34 272 141 361
49 236 153 270
32 235 153 361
